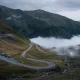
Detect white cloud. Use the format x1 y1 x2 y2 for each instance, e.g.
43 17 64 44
30 36 80 56
30 36 80 48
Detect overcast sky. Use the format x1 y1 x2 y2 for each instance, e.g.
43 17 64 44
0 0 80 21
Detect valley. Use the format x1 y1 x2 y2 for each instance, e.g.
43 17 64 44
0 20 65 80
0 5 80 80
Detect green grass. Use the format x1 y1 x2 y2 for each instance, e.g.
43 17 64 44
0 20 13 33
14 55 48 67
25 45 66 68
0 20 67 79
0 60 36 78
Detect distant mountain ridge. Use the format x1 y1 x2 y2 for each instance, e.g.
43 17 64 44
0 5 80 39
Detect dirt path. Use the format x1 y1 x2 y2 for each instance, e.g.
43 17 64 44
21 43 33 58
36 45 47 53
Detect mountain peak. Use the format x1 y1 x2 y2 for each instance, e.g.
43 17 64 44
26 9 48 13
35 9 45 12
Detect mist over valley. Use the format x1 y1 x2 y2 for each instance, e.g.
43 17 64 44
30 36 80 57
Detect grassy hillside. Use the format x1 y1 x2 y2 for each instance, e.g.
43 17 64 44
0 20 79 80
0 21 67 80
0 20 13 33
0 20 29 56
0 21 35 79
28 57 80 80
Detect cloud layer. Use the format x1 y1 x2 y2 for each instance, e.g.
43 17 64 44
30 36 80 48
30 36 80 56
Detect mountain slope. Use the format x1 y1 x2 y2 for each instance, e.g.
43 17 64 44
0 20 66 79
0 5 80 38
0 7 80 80
0 5 49 38
25 10 80 38
0 20 29 56
25 9 75 26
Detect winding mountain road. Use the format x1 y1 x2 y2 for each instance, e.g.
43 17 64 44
0 43 56 69
21 43 56 69
21 43 33 58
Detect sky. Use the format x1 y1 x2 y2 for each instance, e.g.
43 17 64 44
0 0 80 21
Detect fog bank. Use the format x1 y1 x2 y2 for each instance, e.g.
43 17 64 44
30 36 80 48
30 36 80 56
